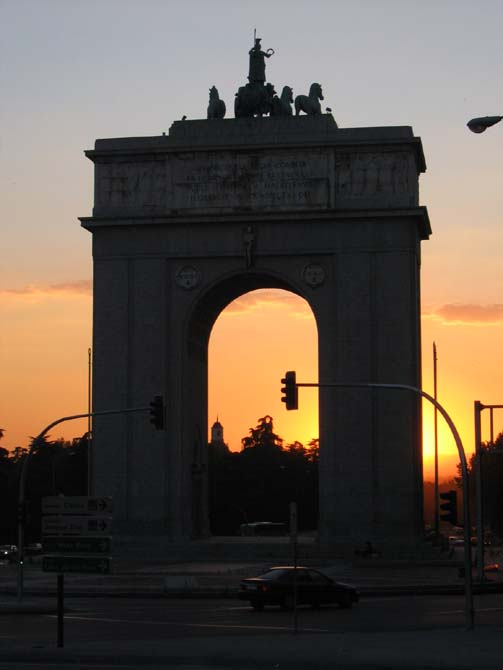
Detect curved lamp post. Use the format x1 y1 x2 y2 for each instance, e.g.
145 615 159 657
293 379 474 630
467 117 501 580
467 116 502 134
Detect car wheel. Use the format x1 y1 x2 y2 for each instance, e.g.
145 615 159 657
250 599 264 611
280 594 295 611
338 592 353 609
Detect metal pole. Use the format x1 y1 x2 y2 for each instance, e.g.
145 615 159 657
433 343 439 537
474 401 484 582
297 380 474 629
57 574 64 648
290 501 298 635
87 348 93 496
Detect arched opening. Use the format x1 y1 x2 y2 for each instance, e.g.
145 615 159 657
207 288 319 537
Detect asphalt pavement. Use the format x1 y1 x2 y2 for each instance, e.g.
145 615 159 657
1 553 503 668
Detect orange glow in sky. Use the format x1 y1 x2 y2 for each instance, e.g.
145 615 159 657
2 1 503 486
3 275 503 484
208 289 503 481
2 227 503 483
208 290 319 452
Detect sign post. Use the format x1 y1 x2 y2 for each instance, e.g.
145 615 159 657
42 495 113 647
57 574 64 648
289 501 298 635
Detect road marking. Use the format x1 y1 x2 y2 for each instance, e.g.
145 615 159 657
49 614 330 633
0 664 150 670
437 606 503 616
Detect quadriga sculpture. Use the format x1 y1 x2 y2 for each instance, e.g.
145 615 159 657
294 83 324 116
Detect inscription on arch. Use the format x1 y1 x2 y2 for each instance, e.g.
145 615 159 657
172 150 331 212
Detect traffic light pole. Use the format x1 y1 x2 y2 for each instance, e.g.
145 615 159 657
17 402 163 603
474 401 483 584
295 380 474 630
474 401 503 584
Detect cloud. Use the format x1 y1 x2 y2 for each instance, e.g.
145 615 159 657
6 284 499 326
223 290 313 319
0 280 92 300
225 294 503 325
423 303 503 325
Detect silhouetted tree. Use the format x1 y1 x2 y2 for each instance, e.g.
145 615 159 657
241 415 283 450
306 438 319 463
0 434 89 543
0 431 19 543
459 432 503 541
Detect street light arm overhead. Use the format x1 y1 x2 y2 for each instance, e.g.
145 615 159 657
295 378 474 629
467 115 503 133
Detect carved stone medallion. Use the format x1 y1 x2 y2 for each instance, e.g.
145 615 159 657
175 266 201 290
303 263 326 288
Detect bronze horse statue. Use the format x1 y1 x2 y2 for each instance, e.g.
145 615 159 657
294 83 324 115
271 86 293 116
207 86 226 119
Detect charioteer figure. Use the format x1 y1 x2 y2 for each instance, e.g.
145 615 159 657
235 35 276 118
248 37 274 85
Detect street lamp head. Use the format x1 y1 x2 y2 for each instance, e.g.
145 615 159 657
467 115 503 134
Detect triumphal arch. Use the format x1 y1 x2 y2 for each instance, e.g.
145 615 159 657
81 39 430 550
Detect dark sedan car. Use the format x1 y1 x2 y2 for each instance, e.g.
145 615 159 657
239 566 359 610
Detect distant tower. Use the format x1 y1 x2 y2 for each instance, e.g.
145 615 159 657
210 418 225 447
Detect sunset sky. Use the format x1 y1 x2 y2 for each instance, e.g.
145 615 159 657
2 0 503 481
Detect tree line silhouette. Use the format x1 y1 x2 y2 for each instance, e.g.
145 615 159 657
454 431 503 541
3 423 502 543
0 417 317 542
209 415 319 535
0 431 88 543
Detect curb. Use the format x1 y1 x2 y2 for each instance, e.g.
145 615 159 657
1 579 503 606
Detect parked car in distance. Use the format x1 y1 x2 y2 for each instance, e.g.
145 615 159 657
239 566 359 610
26 542 42 556
0 545 18 563
239 522 287 537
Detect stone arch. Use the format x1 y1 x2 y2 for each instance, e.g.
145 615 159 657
81 115 430 551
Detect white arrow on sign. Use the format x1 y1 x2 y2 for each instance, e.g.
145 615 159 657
42 496 113 515
42 515 112 536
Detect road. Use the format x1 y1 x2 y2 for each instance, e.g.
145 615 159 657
2 592 503 643
2 593 503 669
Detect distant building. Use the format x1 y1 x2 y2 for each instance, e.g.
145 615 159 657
210 418 228 452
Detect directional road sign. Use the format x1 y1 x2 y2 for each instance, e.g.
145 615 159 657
42 516 112 537
43 555 112 574
43 536 112 555
42 496 113 515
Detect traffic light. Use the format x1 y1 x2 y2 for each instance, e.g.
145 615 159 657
281 371 298 410
439 489 458 525
149 395 165 430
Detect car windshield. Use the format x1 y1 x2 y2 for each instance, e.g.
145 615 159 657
256 568 292 580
